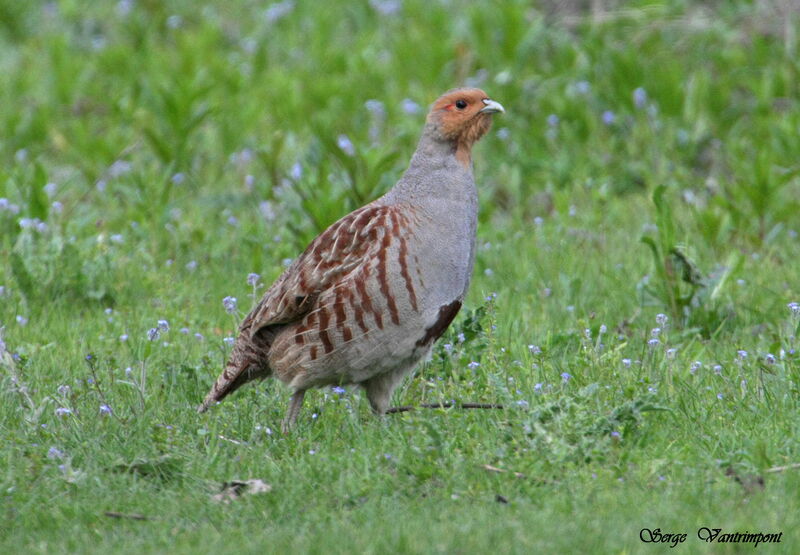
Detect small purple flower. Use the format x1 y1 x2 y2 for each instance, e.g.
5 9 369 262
713 365 722 375
788 302 800 316
332 386 346 395
365 99 386 117
247 272 261 287
194 333 204 341
467 361 480 370
264 0 295 23
401 98 420 115
99 404 112 416
457 333 465 343
516 399 529 408
716 393 723 400
369 0 401 16
534 383 543 392
109 160 132 178
633 87 647 108
57 385 71 396
602 110 615 125
47 447 65 460
336 134 355 156
147 328 160 341
110 234 124 244
666 348 677 359
648 338 660 347
55 407 72 417
622 358 632 367
528 345 542 355
16 315 28 326
560 372 571 383
610 431 621 439
290 162 303 181
119 334 128 342
398 98 421 116
737 350 748 360
259 201 276 221
546 114 559 127
51 201 63 214
651 327 661 337
223 296 238 314
186 260 197 271
223 337 235 346
180 327 190 335
690 361 702 374
44 182 57 196
171 173 185 185
166 14 182 29
157 320 169 332
227 215 238 227
574 80 590 95
765 353 776 364
655 313 668 326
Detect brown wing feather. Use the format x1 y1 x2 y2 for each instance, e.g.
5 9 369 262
198 203 393 412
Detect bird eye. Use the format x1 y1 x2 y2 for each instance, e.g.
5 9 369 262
455 99 467 110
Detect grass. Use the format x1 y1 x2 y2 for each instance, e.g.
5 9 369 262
2 0 800 552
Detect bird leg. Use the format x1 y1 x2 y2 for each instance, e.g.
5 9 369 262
281 389 306 434
363 370 408 415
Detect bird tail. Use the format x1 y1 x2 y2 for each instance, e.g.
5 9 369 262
197 332 273 413
197 363 252 413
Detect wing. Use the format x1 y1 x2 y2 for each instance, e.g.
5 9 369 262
246 202 397 338
198 202 406 412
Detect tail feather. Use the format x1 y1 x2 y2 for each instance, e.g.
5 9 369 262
197 329 275 413
197 363 261 413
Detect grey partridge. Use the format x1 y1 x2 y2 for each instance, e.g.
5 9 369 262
198 88 504 431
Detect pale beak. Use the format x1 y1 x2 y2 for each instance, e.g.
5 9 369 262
479 98 505 114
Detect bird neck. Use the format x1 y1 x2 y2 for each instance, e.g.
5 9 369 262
411 122 476 169
387 125 476 204
407 124 476 174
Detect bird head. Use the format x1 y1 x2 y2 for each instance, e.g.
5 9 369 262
426 88 504 166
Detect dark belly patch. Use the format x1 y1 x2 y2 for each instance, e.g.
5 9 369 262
416 300 462 347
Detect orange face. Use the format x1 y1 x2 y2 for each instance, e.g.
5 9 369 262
427 88 504 145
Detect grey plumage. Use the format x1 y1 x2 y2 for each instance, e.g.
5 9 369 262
198 88 504 431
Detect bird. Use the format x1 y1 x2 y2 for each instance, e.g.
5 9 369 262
198 88 504 431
